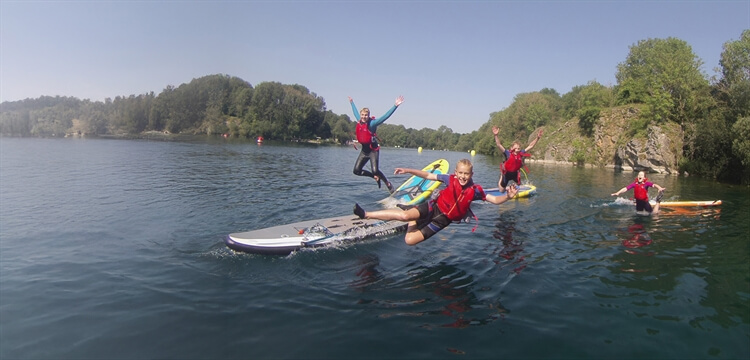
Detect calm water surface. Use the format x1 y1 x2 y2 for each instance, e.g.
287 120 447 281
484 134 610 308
1 137 748 359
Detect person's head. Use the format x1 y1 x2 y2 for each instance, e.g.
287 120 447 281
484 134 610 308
636 171 647 183
510 141 522 153
359 108 370 122
454 159 474 186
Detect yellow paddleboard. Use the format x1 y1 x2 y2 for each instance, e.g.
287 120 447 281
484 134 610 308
390 159 450 205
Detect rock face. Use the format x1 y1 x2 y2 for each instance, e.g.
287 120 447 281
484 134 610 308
534 105 683 174
612 125 681 174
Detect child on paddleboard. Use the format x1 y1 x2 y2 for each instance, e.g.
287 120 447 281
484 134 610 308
349 95 404 193
353 159 518 245
492 126 543 191
611 171 666 214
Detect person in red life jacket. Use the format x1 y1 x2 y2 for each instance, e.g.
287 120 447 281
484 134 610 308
492 126 543 191
611 171 667 214
349 95 404 193
353 159 519 245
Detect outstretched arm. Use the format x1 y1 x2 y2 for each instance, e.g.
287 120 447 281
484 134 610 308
485 184 518 204
652 184 666 192
611 187 628 196
492 126 506 153
394 167 438 181
525 129 543 152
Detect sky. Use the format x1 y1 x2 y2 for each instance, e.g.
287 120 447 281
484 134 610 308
1 1 748 134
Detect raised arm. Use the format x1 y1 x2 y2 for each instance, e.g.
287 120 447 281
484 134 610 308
485 184 518 204
371 95 404 127
525 129 543 152
348 96 359 119
394 167 438 181
492 126 506 153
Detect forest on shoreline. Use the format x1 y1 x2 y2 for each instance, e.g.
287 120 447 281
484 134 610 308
2 31 749 184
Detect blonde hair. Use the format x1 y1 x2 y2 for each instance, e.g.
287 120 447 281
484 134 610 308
456 159 473 172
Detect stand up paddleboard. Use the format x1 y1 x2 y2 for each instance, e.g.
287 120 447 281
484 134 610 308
650 200 722 207
226 159 450 255
484 184 537 198
226 215 407 255
389 159 450 205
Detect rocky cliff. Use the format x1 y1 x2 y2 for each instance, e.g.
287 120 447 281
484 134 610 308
529 105 683 174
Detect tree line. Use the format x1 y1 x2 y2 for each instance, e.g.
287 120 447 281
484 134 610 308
1 30 748 184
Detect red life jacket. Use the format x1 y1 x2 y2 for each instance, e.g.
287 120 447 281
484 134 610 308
355 120 378 150
435 175 485 221
503 151 531 173
633 178 649 200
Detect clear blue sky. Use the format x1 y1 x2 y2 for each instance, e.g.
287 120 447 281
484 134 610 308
1 1 748 133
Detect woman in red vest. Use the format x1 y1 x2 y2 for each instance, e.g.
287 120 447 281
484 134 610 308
349 95 404 193
354 159 518 245
611 171 666 214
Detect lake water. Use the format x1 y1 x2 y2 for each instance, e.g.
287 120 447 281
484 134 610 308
1 137 748 359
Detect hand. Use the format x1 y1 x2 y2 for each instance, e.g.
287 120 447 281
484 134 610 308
492 126 499 136
348 96 353 103
537 129 544 139
394 168 406 175
506 184 518 199
611 192 618 196
394 95 404 106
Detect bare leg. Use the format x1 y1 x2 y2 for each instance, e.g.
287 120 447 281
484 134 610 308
404 222 427 245
364 207 420 222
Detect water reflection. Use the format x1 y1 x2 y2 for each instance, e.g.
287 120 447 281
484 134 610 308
354 259 509 329
487 213 527 276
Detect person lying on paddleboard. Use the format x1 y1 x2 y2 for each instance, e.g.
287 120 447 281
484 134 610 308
611 171 666 214
492 126 543 192
353 159 518 245
349 95 404 193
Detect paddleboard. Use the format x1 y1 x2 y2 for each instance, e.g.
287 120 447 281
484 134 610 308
389 159 450 205
484 184 537 198
226 215 407 255
650 200 722 207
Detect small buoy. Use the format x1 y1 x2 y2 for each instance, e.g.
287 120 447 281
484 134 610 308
418 146 423 153
470 150 476 156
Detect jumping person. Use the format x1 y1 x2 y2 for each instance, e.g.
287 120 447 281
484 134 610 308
492 126 543 192
353 159 518 245
611 171 666 215
349 95 404 193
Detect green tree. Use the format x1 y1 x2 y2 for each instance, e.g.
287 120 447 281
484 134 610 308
615 37 711 126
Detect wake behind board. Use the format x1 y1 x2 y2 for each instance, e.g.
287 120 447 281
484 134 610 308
226 215 407 255
484 184 537 198
389 159 450 205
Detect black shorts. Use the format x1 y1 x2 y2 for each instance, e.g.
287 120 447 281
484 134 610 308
414 202 452 240
635 199 653 213
501 171 520 188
